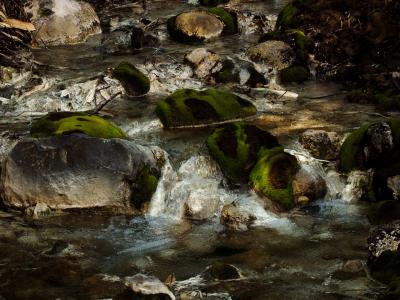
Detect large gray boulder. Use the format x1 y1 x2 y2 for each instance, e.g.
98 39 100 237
1 135 165 212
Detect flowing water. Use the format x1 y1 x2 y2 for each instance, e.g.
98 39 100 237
0 0 394 299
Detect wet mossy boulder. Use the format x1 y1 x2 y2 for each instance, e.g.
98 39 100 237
207 7 238 35
200 0 230 6
276 0 310 32
250 147 299 211
155 89 257 128
206 123 280 183
31 112 127 139
167 11 224 43
215 59 239 84
246 41 295 70
339 119 400 172
112 61 150 96
133 167 159 210
280 65 310 83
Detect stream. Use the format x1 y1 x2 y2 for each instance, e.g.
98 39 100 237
0 0 392 299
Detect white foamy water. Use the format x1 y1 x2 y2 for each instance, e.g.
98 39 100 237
52 0 80 17
123 119 163 136
148 155 297 234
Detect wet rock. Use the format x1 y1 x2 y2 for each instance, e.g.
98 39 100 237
204 262 241 280
33 0 101 46
26 202 51 219
184 192 219 221
388 175 400 200
339 119 400 172
333 259 364 280
214 59 239 84
368 222 400 258
167 11 224 43
45 240 69 255
200 0 229 6
1 134 165 211
342 170 373 202
206 123 279 183
246 41 295 70
113 61 150 97
292 167 327 204
30 112 127 139
185 48 221 79
206 7 238 36
250 147 299 211
280 65 309 83
118 274 175 300
220 202 255 231
299 129 341 161
155 89 257 128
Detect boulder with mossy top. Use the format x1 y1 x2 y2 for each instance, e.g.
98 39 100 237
339 119 400 172
112 61 150 96
155 89 257 128
275 0 310 32
280 65 309 83
206 123 280 183
31 112 127 139
207 7 238 35
246 41 295 70
1 134 165 212
200 0 230 6
214 59 239 84
167 11 224 43
250 147 299 211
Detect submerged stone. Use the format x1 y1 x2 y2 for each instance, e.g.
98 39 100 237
30 112 127 139
155 89 257 128
112 61 150 96
206 123 280 183
250 147 299 211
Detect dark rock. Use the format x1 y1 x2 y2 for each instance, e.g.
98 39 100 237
299 129 341 161
280 65 309 83
1 135 165 212
220 202 256 231
204 262 241 280
292 167 327 204
113 61 150 96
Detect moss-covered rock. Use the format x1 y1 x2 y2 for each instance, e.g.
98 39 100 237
280 65 310 83
155 89 257 128
200 0 229 6
215 59 239 84
250 147 299 211
167 11 224 43
132 166 160 210
206 123 280 183
339 119 400 172
112 61 150 96
276 0 310 31
30 112 127 139
207 7 238 35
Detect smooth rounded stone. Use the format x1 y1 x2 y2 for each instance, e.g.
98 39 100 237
113 61 150 97
299 129 341 161
32 0 101 46
120 274 175 300
220 202 256 231
246 41 295 70
292 167 327 204
204 262 241 280
1 135 165 212
168 11 224 43
185 48 221 79
342 259 364 273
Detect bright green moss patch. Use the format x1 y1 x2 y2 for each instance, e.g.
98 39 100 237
250 147 299 211
280 65 309 83
206 123 280 183
30 112 127 139
132 166 159 209
207 7 237 35
276 0 310 31
113 61 150 96
155 88 257 128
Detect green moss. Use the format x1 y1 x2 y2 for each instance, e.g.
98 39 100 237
276 3 299 31
207 262 240 280
280 65 309 83
207 7 237 35
30 112 127 139
200 0 229 6
250 147 299 211
155 89 257 128
207 123 280 183
113 61 150 96
133 167 159 209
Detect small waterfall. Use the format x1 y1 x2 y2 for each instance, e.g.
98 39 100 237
148 155 296 234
